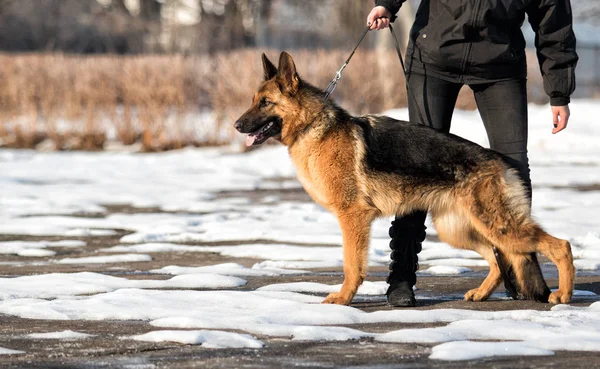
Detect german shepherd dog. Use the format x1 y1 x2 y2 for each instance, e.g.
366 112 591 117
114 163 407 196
235 52 574 305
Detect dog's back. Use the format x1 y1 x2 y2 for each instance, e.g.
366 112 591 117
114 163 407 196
356 115 497 184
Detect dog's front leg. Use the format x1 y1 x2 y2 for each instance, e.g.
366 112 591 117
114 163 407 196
323 210 373 305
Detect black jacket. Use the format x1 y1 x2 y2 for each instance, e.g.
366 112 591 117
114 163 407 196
376 0 578 105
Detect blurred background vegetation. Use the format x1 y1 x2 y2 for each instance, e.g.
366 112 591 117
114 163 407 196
0 0 598 151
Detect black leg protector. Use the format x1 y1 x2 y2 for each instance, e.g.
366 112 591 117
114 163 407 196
386 211 427 307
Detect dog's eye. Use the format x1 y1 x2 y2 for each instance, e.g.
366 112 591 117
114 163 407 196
260 98 274 108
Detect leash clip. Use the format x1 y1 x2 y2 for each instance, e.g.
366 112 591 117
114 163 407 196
324 63 347 100
335 63 347 81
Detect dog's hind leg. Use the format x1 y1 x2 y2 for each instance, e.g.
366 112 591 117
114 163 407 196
323 209 375 305
463 244 502 301
432 212 501 301
502 251 551 302
469 215 573 304
462 170 572 303
535 234 574 304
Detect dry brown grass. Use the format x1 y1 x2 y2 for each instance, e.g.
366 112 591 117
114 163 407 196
0 50 547 151
0 53 213 151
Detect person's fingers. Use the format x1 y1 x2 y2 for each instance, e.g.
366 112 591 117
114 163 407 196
367 9 383 29
552 122 562 134
370 18 377 30
551 107 560 133
367 7 392 30
366 9 377 28
380 17 390 29
368 18 377 30
552 120 566 134
562 107 570 128
377 18 390 30
552 106 570 134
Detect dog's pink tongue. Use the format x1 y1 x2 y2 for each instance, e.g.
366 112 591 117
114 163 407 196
245 135 256 147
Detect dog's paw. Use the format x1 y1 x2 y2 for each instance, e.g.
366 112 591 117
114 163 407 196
322 292 351 305
464 288 488 302
548 290 572 304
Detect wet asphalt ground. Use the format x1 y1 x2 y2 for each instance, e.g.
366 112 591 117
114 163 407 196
1 192 600 369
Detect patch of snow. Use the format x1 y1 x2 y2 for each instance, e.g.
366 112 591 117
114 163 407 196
418 266 472 275
572 233 600 270
56 254 152 264
0 272 246 300
0 347 25 355
151 263 307 277
15 249 56 257
421 258 489 267
257 281 388 295
27 330 94 340
0 240 86 257
429 341 554 361
128 330 263 349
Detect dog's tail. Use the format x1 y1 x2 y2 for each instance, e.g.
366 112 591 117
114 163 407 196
497 250 551 302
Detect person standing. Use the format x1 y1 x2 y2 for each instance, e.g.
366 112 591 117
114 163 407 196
366 0 578 307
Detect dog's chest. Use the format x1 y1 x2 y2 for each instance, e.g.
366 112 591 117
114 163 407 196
289 147 331 208
295 159 330 207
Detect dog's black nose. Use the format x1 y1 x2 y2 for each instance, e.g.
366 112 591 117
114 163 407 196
234 121 243 131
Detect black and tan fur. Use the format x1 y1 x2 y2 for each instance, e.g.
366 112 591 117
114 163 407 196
235 52 574 306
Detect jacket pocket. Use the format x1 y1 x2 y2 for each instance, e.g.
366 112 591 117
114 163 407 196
413 26 436 65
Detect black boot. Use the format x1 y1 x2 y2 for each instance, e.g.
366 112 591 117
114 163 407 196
386 212 427 307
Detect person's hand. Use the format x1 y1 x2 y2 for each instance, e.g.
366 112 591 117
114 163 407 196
367 6 391 30
551 105 570 134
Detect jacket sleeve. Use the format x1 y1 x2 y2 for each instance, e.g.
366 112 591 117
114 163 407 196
526 0 578 106
375 0 406 20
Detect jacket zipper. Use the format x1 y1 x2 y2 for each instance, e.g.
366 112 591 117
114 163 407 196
460 0 485 80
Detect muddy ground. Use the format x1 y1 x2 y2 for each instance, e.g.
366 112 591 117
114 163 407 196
1 191 599 369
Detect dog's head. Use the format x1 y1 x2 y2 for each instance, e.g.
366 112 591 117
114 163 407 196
234 52 309 147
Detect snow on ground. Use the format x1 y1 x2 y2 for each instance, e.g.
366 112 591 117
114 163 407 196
128 330 264 349
0 347 25 355
1 100 600 360
429 341 554 361
0 240 86 257
0 272 246 300
418 266 472 275
257 281 389 295
26 330 94 340
150 262 307 276
1 288 600 359
56 254 153 264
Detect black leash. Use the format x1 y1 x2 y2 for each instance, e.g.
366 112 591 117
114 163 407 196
325 21 429 130
324 22 406 101
388 24 430 126
324 26 370 100
388 24 407 78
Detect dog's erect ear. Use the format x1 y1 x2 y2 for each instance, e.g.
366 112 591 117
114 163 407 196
277 51 299 94
262 53 277 81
